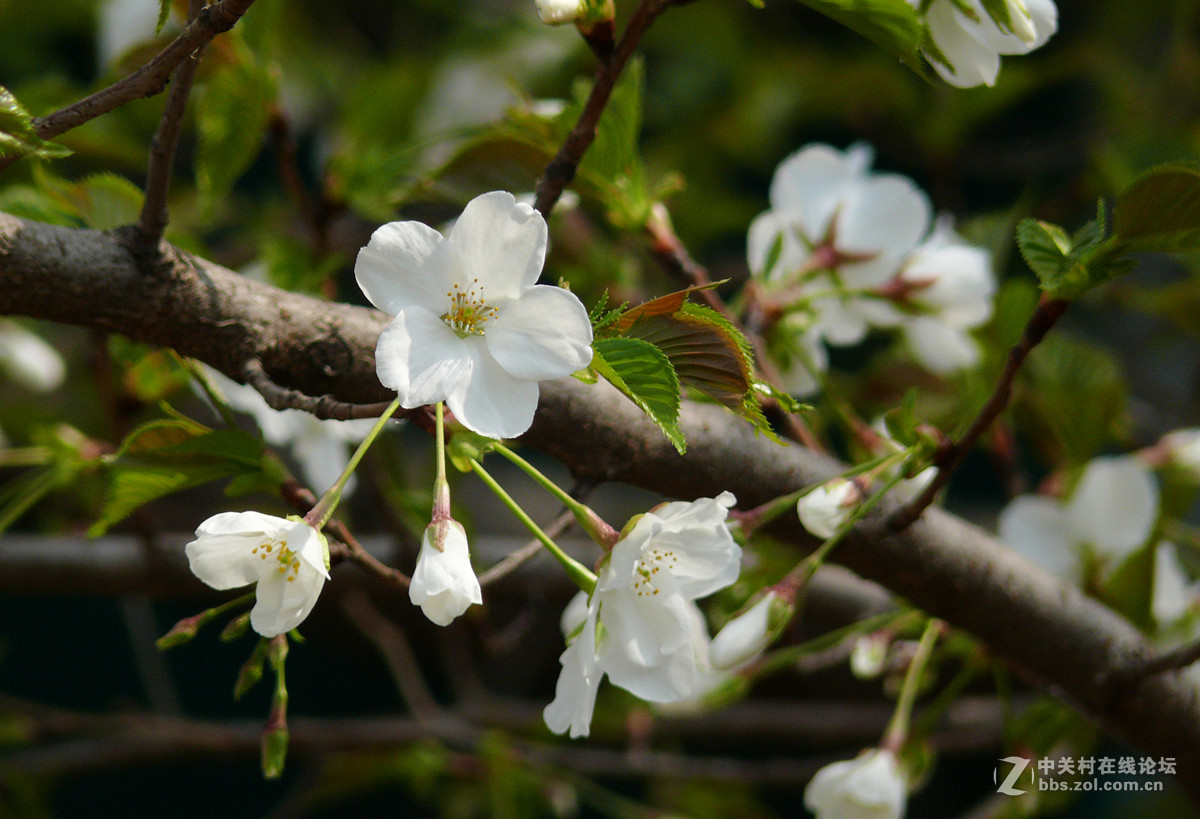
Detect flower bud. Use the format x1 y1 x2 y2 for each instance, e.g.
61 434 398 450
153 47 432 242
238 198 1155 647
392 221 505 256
850 632 890 679
1162 428 1200 479
410 518 482 626
798 478 863 539
804 748 907 819
709 591 791 670
535 0 588 25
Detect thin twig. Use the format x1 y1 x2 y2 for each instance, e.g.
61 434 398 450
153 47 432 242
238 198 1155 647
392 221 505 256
280 479 411 589
478 508 576 587
886 297 1068 533
33 0 257 142
242 358 399 420
533 0 671 218
340 589 440 719
135 0 205 246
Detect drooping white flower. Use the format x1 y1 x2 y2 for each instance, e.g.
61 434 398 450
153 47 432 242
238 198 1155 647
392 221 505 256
747 143 932 347
356 191 593 439
911 0 1058 88
205 368 374 494
850 632 891 679
544 493 742 737
185 511 329 637
798 478 864 539
866 222 996 375
409 518 483 627
998 456 1159 580
709 591 789 670
804 748 908 819
0 320 65 393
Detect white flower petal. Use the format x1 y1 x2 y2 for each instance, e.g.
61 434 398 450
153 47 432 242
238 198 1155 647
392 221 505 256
0 323 66 393
185 532 265 590
925 0 1005 87
354 220 450 316
448 191 547 298
375 307 473 408
445 343 540 439
799 478 861 539
409 522 482 626
486 285 593 380
560 590 592 636
599 593 706 702
747 210 807 282
998 495 1077 578
1066 456 1159 559
250 558 327 637
804 749 907 819
837 176 931 282
710 593 775 670
813 297 871 346
544 603 601 737
902 242 995 327
904 317 981 374
769 144 869 241
292 420 354 494
1153 542 1194 625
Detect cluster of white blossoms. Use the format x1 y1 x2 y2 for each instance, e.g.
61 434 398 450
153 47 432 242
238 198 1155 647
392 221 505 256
998 454 1199 626
544 493 743 737
748 143 996 395
908 0 1058 88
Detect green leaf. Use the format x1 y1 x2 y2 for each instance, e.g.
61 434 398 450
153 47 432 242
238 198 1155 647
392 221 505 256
1015 218 1070 280
88 460 245 536
623 305 753 409
794 0 925 72
155 0 171 34
115 418 208 458
76 172 144 230
1016 335 1127 466
1113 164 1200 254
592 337 685 453
0 85 70 162
196 59 277 215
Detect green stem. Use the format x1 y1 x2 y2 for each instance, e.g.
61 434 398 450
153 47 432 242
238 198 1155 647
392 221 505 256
304 397 403 531
491 442 617 547
435 402 446 482
882 618 941 752
469 457 597 594
754 609 916 677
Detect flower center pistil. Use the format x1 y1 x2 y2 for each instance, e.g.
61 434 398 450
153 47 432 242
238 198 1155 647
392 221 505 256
632 545 679 597
252 536 303 582
441 278 498 337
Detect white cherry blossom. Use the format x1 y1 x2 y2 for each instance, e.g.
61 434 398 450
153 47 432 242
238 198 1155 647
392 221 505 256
747 143 932 347
356 191 593 439
998 456 1159 580
544 493 742 737
912 0 1058 88
185 512 329 637
709 591 786 670
409 519 482 626
798 478 864 539
804 748 907 819
866 222 996 375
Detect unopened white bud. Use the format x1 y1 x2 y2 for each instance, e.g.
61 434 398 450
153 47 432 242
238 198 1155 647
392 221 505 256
710 592 790 670
798 478 863 539
1163 429 1200 479
535 0 588 25
850 632 890 679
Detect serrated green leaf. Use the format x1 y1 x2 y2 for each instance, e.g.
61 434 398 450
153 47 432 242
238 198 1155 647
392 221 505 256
1114 165 1200 250
623 307 752 409
795 0 925 71
592 337 685 453
196 60 277 214
0 85 71 162
1016 334 1127 465
1015 218 1070 279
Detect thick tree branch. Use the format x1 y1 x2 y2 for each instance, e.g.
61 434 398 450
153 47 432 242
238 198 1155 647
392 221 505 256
1 212 1198 798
